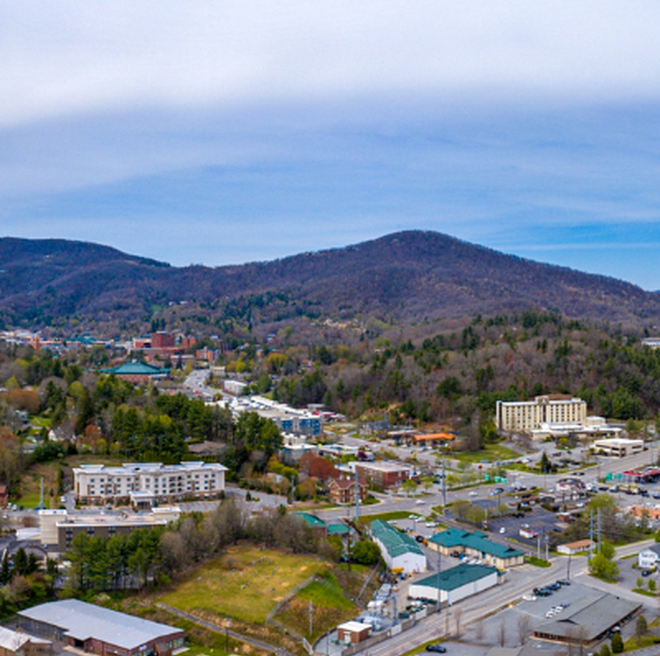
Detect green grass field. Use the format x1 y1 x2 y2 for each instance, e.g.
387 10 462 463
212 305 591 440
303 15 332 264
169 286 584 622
357 510 414 525
453 444 521 464
159 546 327 624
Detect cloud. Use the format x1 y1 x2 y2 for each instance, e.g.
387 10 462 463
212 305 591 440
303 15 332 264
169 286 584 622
3 2 660 289
4 1 660 129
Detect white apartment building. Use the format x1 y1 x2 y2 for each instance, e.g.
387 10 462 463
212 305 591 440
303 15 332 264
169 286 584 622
495 395 587 433
73 461 227 505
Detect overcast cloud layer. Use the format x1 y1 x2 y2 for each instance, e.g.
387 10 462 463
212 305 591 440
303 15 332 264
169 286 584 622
3 2 660 288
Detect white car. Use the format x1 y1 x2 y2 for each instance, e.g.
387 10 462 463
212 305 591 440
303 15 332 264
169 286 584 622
469 491 478 497
415 499 425 505
522 594 537 602
545 610 554 618
499 527 506 534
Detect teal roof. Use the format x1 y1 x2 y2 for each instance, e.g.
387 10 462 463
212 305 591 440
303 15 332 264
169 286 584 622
429 528 523 560
370 519 425 558
295 513 327 529
104 362 169 376
327 523 349 535
414 563 499 591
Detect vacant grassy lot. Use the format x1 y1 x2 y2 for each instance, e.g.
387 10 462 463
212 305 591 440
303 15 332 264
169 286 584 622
453 444 520 464
159 545 328 624
357 510 413 525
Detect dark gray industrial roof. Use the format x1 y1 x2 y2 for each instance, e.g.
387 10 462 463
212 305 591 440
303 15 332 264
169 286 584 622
19 599 182 650
534 591 640 641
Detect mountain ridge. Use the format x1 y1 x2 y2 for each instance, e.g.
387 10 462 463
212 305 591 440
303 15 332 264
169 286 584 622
0 230 657 332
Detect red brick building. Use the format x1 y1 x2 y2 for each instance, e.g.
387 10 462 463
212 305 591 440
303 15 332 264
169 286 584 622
356 462 411 489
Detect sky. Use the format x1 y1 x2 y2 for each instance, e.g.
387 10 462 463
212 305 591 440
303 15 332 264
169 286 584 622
3 2 660 289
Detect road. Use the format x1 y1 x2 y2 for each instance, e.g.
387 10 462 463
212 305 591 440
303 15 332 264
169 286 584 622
351 561 565 656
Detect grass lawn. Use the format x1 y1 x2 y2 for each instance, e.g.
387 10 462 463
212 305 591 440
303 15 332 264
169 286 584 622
357 510 415 525
158 545 328 624
453 444 521 464
526 556 551 568
275 570 361 641
624 634 660 650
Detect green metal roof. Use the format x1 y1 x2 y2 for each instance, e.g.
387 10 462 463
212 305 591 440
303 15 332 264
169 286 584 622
104 362 169 376
370 519 425 558
429 528 523 560
414 563 499 591
294 512 327 528
327 523 349 535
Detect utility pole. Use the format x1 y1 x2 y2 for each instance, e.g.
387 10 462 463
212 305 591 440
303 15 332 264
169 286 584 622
442 454 447 508
436 548 442 612
589 510 594 559
354 469 360 521
309 600 313 637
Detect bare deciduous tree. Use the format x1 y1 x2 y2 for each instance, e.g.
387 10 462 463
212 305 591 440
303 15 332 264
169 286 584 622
497 618 507 647
517 614 531 645
474 619 484 643
454 608 462 638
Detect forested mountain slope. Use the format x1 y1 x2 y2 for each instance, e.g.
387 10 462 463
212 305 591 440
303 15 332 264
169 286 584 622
0 231 658 332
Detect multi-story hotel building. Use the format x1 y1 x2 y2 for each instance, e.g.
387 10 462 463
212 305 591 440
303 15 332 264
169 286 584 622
73 461 227 506
495 395 587 433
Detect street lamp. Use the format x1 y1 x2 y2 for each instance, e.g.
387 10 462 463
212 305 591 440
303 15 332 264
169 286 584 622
225 620 230 652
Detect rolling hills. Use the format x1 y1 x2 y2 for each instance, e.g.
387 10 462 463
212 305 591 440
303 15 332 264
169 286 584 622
0 231 658 332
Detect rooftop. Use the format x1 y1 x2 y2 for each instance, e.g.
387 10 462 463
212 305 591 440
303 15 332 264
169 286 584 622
74 461 227 475
357 461 411 473
294 513 327 529
103 361 169 376
534 591 641 642
19 599 182 650
414 562 499 591
370 520 425 558
429 528 524 560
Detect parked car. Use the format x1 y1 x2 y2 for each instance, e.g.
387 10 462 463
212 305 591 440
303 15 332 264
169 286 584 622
425 645 447 653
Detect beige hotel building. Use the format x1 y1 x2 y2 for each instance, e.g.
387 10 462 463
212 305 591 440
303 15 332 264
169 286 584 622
495 395 587 433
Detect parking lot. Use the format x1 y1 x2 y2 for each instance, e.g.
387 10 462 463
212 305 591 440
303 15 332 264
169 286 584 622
484 505 561 545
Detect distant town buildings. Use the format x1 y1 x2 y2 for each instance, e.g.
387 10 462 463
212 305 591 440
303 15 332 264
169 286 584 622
73 461 227 506
228 395 324 437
